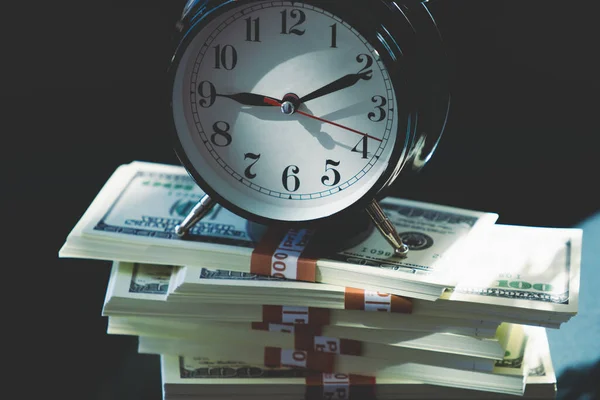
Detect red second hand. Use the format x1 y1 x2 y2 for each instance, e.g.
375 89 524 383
263 97 382 142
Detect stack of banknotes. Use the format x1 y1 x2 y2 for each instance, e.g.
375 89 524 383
59 161 583 399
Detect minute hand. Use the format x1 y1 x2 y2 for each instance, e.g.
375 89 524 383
298 71 372 104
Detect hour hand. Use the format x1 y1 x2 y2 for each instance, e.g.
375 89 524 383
217 92 280 106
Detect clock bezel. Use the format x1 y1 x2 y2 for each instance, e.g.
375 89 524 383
168 0 449 227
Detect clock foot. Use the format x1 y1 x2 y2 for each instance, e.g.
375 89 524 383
174 194 217 237
365 199 409 258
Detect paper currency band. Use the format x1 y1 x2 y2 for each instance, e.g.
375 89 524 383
294 334 363 356
262 305 331 326
344 287 413 314
264 347 336 372
305 374 377 400
250 227 318 281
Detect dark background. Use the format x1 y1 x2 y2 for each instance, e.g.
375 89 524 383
4 1 599 399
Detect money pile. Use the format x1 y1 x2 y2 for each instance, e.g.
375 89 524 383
59 161 581 399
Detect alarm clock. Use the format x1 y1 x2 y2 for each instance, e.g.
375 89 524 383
168 0 450 256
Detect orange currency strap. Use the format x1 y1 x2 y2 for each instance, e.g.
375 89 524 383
250 227 318 282
305 373 377 400
344 287 413 313
251 322 324 336
264 347 335 373
295 334 362 356
262 305 331 326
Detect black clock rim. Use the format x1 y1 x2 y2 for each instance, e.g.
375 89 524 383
168 0 448 228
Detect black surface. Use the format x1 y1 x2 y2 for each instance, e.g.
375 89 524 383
4 1 599 399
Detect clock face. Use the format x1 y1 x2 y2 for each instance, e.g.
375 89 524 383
172 1 400 222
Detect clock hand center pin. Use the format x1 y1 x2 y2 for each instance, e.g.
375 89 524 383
279 93 300 115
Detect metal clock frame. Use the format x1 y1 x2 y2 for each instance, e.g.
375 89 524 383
167 0 450 256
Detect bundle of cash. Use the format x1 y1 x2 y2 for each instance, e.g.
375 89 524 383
59 161 581 398
160 326 556 400
165 219 581 328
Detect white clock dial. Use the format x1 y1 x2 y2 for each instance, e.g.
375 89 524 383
172 1 399 222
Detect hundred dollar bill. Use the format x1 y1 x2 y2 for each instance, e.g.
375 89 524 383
168 224 581 325
104 262 501 337
159 327 553 399
59 161 498 300
436 224 582 324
